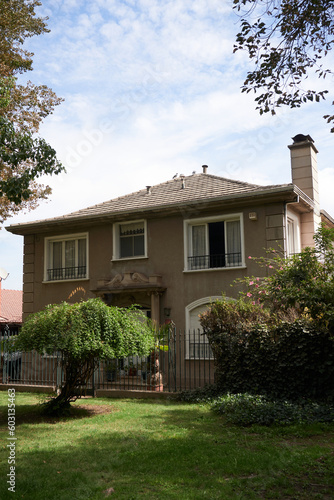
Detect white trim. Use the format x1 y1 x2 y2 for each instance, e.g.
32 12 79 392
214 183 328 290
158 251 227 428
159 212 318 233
286 209 301 255
185 296 221 360
44 232 89 282
183 213 245 271
112 219 147 260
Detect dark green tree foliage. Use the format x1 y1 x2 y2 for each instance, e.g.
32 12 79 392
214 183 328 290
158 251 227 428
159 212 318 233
0 116 63 204
0 0 64 223
200 226 334 401
201 300 334 401
244 225 334 333
16 299 155 415
233 0 334 130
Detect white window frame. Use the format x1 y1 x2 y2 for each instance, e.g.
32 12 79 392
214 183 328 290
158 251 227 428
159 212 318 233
183 213 245 272
44 233 89 282
112 219 147 261
185 297 221 359
286 210 301 256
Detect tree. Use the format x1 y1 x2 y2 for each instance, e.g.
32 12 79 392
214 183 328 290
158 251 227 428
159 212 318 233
242 224 334 333
15 299 155 415
0 0 64 223
233 0 334 130
199 226 334 400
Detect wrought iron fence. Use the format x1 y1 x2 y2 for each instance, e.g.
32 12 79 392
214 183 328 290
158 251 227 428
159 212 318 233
0 326 61 387
47 266 87 281
188 252 242 270
0 325 215 393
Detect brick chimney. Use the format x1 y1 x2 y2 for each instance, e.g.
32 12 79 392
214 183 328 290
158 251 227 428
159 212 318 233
288 134 321 247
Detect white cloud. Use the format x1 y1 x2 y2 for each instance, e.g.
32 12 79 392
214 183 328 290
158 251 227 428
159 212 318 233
3 0 334 291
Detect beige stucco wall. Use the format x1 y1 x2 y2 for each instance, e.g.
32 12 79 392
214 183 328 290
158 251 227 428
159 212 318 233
21 199 287 330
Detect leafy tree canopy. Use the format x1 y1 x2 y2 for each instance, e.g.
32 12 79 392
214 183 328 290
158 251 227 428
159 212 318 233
0 0 64 223
233 0 334 130
200 225 334 401
17 299 155 360
16 299 155 414
238 224 334 333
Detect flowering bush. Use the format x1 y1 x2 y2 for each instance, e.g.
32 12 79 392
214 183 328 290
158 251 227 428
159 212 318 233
238 225 334 335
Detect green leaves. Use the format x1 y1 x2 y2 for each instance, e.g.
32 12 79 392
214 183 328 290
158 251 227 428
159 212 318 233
233 0 334 130
200 225 334 401
17 299 156 415
240 225 334 333
0 117 64 204
17 298 155 360
0 0 63 222
211 393 334 426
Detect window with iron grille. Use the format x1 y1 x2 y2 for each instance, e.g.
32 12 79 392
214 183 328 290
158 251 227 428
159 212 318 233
45 234 88 281
185 214 244 271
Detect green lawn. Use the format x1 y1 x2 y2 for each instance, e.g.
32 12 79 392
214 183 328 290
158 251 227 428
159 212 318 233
0 392 333 499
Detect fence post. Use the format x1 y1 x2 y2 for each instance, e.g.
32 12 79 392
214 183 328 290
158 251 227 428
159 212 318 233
56 353 62 394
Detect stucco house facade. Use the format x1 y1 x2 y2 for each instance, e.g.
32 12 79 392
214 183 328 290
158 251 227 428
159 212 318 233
6 135 333 370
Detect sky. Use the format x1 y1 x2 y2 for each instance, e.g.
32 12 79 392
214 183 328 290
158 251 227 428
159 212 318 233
1 0 334 290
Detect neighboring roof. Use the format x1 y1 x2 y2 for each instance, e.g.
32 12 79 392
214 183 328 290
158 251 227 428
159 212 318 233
0 289 23 324
321 209 334 229
6 173 303 235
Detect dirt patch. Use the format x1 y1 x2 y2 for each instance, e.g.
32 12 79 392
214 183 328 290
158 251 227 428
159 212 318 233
0 401 117 427
74 403 115 417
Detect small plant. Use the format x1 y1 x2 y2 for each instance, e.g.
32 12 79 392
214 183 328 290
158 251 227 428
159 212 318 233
211 393 334 427
175 384 221 403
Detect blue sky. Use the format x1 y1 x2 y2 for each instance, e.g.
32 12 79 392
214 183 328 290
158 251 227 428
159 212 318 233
1 0 334 290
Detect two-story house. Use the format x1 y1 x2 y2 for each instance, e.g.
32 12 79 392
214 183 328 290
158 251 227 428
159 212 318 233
6 134 333 387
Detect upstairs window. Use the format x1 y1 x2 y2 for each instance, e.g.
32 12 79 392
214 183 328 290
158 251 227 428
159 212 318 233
185 215 243 271
113 220 147 260
45 234 88 281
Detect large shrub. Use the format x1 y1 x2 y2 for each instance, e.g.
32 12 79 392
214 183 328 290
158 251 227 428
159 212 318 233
240 225 334 335
200 226 334 401
201 298 334 401
16 298 155 415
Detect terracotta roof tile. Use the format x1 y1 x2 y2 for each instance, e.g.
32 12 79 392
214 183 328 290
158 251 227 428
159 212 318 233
0 290 23 324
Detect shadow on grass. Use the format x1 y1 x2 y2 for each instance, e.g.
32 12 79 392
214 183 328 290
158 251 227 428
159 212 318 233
0 400 117 427
0 398 333 499
0 406 258 499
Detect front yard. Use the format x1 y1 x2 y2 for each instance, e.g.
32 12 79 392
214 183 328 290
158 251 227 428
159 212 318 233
0 392 333 499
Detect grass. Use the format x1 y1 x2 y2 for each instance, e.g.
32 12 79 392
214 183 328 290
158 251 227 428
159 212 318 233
0 392 333 499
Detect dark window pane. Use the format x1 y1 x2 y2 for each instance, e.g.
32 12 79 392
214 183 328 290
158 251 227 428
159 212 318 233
134 235 145 256
120 237 133 258
208 221 225 268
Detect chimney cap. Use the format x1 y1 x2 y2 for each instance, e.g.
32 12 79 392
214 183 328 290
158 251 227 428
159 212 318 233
202 165 208 174
292 134 314 144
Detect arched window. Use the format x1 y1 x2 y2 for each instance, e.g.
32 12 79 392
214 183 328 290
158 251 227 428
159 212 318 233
185 297 221 359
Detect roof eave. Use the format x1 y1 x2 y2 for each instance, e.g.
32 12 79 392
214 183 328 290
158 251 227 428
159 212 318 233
6 184 301 235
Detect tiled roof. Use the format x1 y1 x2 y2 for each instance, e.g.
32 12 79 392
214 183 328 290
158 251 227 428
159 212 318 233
69 173 264 218
6 173 294 234
0 289 23 324
7 173 294 232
